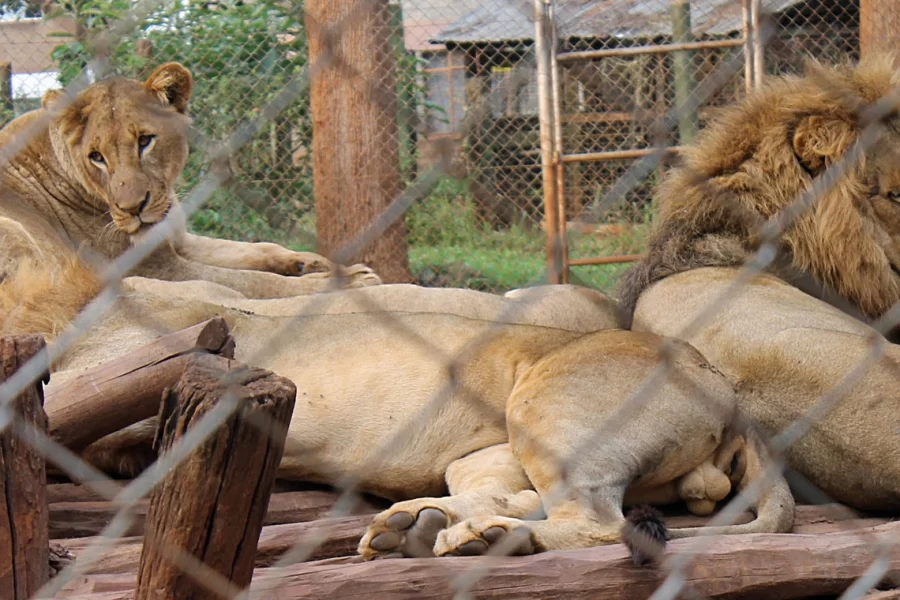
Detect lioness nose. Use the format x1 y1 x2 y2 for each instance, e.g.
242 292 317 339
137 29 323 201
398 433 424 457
118 192 151 216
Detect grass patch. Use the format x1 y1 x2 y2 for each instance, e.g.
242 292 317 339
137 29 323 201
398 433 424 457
405 177 651 293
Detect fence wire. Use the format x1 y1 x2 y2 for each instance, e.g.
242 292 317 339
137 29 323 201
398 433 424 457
0 0 897 598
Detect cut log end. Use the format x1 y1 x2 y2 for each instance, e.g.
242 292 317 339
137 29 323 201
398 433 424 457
136 353 296 599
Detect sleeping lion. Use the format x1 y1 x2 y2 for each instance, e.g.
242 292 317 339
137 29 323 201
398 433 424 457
43 276 794 562
619 55 900 510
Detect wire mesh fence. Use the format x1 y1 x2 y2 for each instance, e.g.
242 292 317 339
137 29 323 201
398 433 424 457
0 0 898 598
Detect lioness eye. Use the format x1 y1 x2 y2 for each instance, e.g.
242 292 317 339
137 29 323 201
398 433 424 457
889 189 900 202
88 151 105 164
138 134 154 151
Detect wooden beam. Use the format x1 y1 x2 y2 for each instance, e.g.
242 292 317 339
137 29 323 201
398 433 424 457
47 489 385 539
52 522 900 599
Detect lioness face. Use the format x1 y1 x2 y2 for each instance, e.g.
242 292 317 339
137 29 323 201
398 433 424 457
45 63 193 235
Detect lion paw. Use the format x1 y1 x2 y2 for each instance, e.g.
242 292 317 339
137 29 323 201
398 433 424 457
677 462 732 516
358 503 450 560
340 264 382 288
434 516 535 557
267 249 334 277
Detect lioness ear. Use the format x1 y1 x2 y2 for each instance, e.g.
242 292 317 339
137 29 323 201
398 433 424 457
791 115 857 176
41 88 64 110
144 62 192 113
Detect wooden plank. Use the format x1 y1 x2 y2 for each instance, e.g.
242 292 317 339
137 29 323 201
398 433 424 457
55 503 889 576
53 522 900 599
59 515 372 575
48 489 385 539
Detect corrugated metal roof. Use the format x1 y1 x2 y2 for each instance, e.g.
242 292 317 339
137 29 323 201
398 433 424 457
400 0 486 50
430 0 805 45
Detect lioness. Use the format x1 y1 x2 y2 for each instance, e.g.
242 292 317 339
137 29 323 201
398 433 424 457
619 56 900 510
0 61 380 308
43 278 793 561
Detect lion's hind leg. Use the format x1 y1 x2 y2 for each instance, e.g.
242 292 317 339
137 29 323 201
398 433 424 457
357 443 540 560
432 331 743 562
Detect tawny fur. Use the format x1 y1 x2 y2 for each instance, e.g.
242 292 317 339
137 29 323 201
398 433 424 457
0 256 101 340
618 54 900 325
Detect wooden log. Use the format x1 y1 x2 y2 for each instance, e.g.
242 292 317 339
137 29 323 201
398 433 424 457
0 334 51 598
245 523 900 599
52 522 900 600
45 317 235 452
135 354 296 600
866 591 900 600
48 479 384 503
59 515 372 575
48 489 385 538
54 503 891 576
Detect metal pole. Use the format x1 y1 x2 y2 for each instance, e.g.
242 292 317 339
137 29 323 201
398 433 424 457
548 0 568 283
742 0 754 94
535 0 563 284
671 0 698 144
751 0 764 88
556 38 743 62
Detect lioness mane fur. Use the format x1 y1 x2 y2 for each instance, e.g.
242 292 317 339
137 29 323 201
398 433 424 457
618 54 900 324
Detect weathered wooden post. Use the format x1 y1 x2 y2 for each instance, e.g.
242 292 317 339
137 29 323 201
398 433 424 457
0 335 51 599
135 353 296 599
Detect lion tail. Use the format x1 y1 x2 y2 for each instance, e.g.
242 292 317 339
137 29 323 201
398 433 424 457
621 505 669 565
0 253 103 341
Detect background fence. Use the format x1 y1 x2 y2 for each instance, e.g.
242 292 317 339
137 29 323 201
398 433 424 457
0 0 870 293
0 0 899 598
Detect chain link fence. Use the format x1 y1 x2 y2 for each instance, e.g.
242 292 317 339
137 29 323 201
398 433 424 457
0 0 898 598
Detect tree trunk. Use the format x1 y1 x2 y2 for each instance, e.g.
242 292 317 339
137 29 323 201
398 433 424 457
135 354 296 600
860 0 900 61
0 335 50 599
305 0 413 283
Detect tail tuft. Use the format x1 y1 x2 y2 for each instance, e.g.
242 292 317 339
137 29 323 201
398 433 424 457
622 505 668 566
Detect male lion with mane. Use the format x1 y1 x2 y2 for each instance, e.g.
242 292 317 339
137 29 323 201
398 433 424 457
619 55 900 511
0 61 379 340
